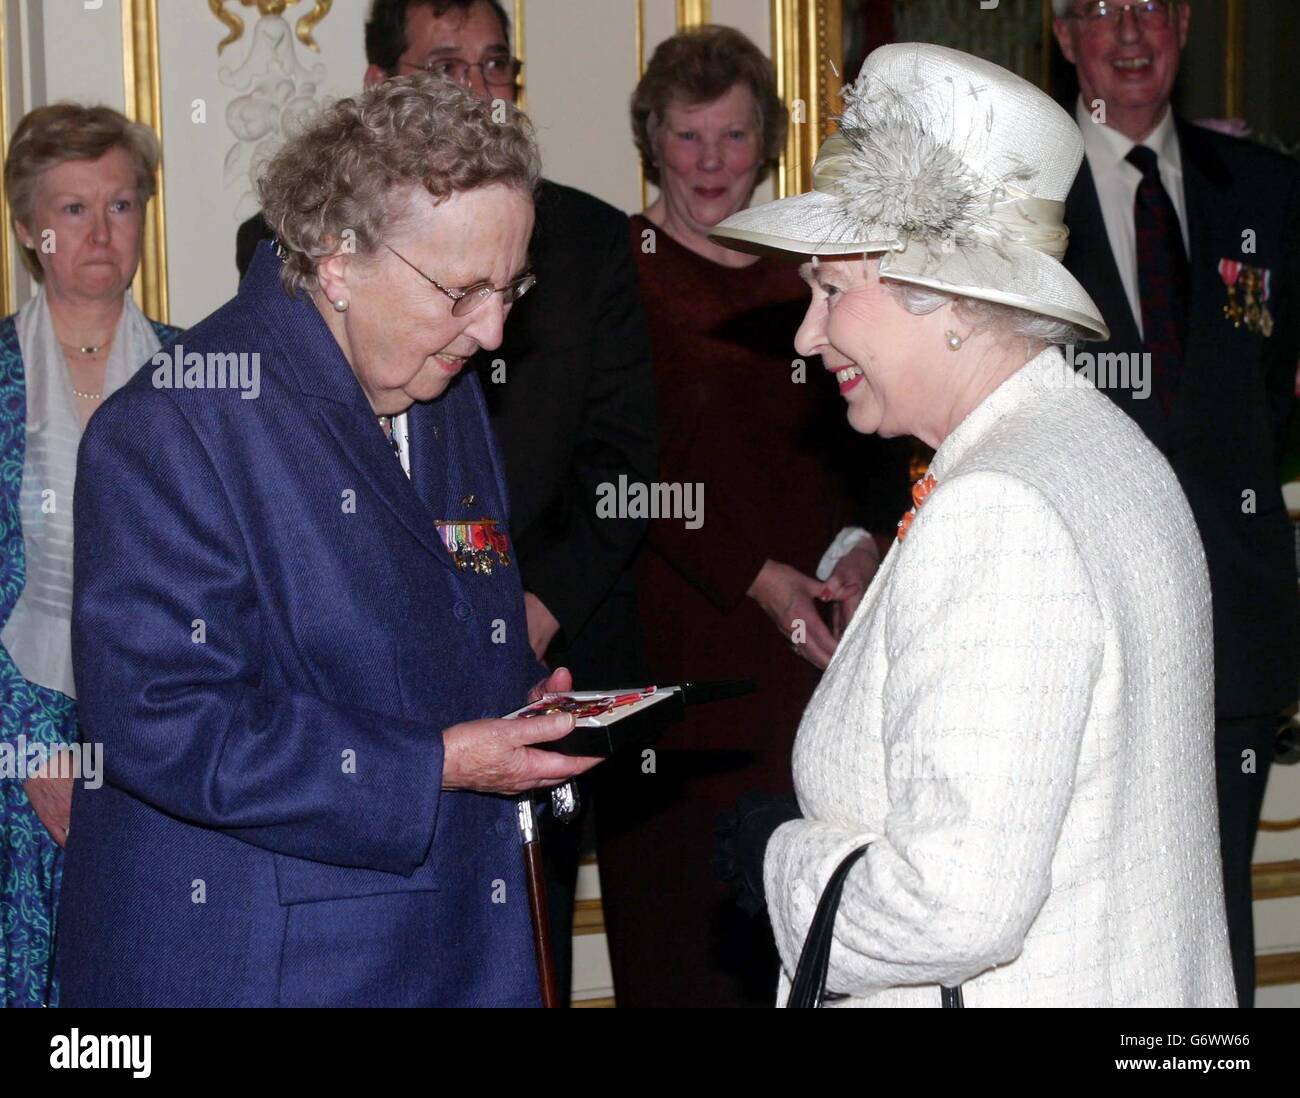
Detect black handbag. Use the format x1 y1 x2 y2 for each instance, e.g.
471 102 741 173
787 844 965 1008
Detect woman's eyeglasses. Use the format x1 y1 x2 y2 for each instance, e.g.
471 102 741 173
403 55 523 89
385 245 536 317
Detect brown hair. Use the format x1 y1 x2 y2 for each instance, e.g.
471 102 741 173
258 72 540 295
630 25 786 188
4 103 160 282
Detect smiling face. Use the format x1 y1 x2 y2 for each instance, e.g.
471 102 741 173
652 82 764 235
316 183 533 416
15 146 144 305
1054 1 1190 140
796 255 952 439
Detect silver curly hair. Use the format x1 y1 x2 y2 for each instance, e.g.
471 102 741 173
259 73 541 295
884 280 1089 348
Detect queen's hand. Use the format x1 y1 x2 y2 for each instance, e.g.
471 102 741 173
748 559 842 670
826 540 881 638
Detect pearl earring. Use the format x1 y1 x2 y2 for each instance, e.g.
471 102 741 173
945 330 962 351
333 298 349 313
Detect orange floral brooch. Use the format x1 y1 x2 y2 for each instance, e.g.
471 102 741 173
896 473 937 543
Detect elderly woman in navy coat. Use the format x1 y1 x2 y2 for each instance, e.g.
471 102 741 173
55 75 598 1007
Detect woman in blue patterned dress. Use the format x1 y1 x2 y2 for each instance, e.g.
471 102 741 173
1 104 176 1007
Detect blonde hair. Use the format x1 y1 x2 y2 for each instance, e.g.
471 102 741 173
258 73 541 295
4 103 159 282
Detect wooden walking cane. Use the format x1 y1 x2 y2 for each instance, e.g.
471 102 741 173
512 682 757 1007
517 795 561 1007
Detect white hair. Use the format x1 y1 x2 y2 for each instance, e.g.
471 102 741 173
883 280 1089 347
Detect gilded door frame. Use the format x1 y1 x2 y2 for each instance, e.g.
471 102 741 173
771 0 840 199
122 0 168 324
0 0 14 317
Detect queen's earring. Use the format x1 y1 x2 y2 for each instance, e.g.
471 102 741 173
945 330 963 351
333 298 349 313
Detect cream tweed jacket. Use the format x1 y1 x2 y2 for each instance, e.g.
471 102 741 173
766 347 1236 1007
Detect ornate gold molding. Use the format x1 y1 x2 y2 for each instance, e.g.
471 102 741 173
0 0 14 317
676 0 711 29
210 0 332 56
122 0 168 323
209 0 243 54
772 0 841 199
295 0 331 53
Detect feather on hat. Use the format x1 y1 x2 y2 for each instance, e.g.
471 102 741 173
710 43 1109 341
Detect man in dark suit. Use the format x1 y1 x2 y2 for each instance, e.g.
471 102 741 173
1054 0 1300 1006
237 0 655 1002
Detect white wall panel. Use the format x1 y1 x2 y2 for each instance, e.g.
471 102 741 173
521 0 644 213
39 0 124 112
712 0 768 43
156 0 369 325
640 0 678 65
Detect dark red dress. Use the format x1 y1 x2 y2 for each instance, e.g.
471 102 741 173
594 216 909 1007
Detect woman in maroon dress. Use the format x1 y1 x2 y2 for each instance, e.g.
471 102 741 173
595 26 909 1007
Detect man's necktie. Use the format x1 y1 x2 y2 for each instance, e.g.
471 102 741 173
1126 144 1189 413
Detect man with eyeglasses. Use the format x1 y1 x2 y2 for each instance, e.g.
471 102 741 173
1054 0 1300 1006
237 0 656 1005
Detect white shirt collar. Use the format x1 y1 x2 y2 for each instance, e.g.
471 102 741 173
1075 97 1182 178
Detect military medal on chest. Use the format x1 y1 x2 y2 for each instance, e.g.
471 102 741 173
434 517 512 574
1219 259 1274 337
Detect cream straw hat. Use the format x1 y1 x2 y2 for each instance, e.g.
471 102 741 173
711 42 1109 340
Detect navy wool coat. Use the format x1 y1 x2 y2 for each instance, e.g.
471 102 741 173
56 243 543 1006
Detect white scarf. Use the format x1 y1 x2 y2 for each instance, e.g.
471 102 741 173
2 287 161 699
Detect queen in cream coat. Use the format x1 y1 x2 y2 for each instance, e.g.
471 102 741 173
765 347 1236 1007
711 43 1237 1008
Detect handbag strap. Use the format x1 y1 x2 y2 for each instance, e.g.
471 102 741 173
788 844 870 1007
787 843 965 1008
